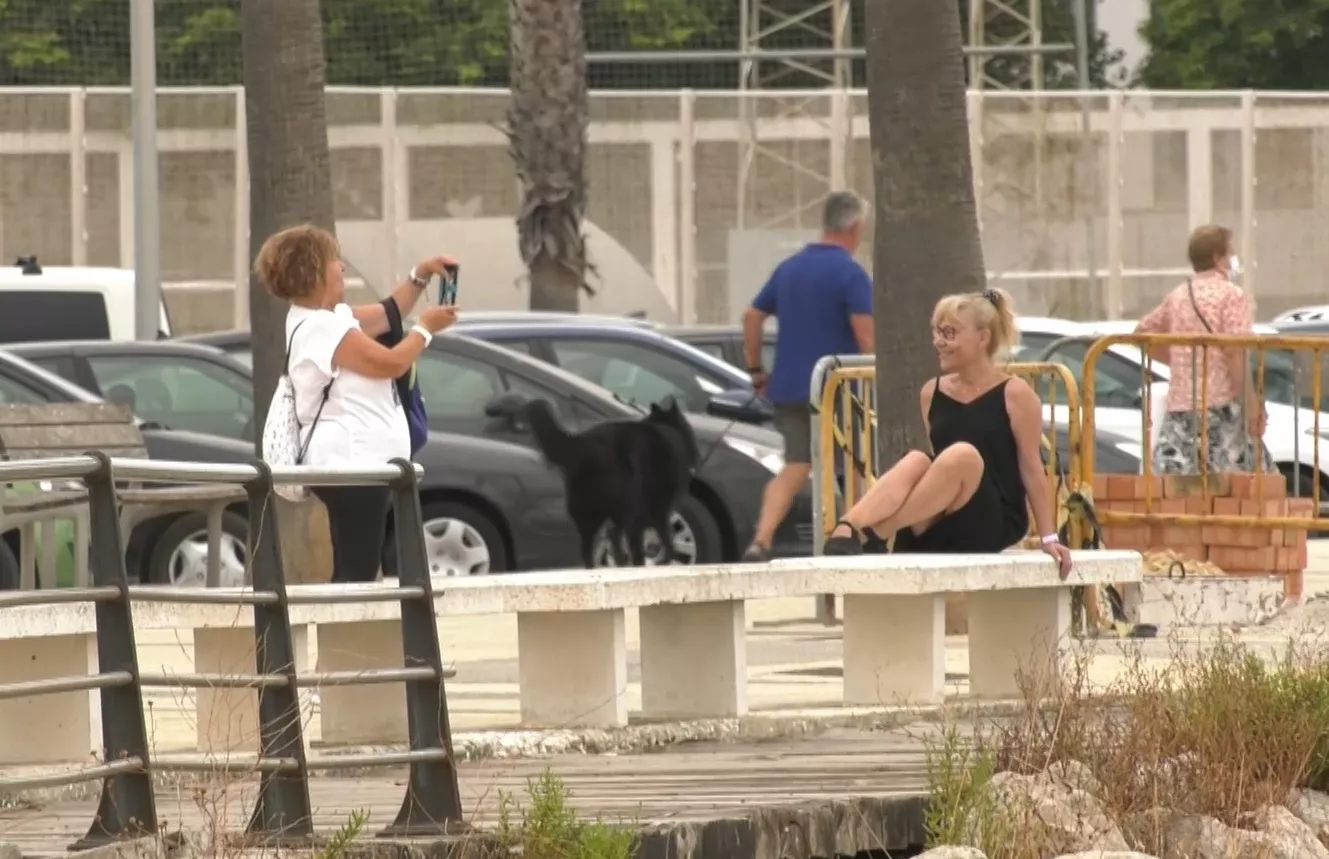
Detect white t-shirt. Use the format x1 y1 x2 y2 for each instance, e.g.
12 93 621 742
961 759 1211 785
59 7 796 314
285 304 410 467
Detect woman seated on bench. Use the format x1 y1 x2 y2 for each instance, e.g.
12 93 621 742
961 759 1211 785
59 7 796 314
823 288 1072 578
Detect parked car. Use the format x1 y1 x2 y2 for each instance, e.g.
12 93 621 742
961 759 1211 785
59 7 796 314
177 329 813 561
8 338 785 573
663 324 777 376
0 348 255 587
1 256 172 342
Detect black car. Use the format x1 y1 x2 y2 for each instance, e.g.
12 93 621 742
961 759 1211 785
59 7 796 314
187 319 777 427
1 341 683 578
175 329 814 561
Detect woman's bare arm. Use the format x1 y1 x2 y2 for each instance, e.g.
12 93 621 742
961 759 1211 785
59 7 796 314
352 255 457 338
1007 378 1057 539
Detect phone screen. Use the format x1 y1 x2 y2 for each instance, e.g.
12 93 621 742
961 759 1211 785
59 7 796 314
439 264 459 306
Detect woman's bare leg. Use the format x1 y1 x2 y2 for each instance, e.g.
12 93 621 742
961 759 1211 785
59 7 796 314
878 442 985 537
827 450 932 540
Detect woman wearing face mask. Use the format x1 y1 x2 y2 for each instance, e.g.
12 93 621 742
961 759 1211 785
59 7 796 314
1135 224 1274 475
822 288 1072 579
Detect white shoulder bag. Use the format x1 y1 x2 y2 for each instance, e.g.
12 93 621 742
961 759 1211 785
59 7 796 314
261 319 334 502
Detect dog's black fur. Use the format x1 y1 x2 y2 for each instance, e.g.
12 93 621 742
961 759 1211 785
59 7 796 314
523 397 702 568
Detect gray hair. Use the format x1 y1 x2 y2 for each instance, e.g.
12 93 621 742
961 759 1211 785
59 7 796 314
822 192 865 233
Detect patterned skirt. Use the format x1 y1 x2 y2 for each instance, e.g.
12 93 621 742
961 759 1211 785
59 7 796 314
1151 403 1277 475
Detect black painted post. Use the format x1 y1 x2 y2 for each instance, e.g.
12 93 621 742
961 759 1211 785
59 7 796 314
243 462 313 843
73 451 158 850
379 458 465 837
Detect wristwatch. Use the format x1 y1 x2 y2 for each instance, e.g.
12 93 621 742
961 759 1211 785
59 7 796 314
408 267 429 289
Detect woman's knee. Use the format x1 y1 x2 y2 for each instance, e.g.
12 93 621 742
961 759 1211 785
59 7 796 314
935 442 985 478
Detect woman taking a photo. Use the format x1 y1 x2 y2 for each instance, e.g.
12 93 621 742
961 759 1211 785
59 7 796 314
822 288 1072 578
1135 224 1273 475
255 224 459 583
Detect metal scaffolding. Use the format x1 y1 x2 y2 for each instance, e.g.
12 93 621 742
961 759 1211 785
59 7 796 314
735 0 854 231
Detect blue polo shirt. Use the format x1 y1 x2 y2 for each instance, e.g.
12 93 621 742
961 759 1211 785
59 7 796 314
752 243 872 404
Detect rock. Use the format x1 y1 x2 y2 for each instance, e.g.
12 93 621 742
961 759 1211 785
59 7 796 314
1054 853 1160 859
1287 788 1329 848
1049 760 1107 798
1124 805 1329 859
978 771 1129 854
917 848 987 859
1248 804 1329 858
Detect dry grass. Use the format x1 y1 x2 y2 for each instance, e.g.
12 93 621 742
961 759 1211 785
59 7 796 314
924 633 1329 857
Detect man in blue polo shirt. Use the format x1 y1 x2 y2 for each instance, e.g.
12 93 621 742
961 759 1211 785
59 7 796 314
741 192 874 562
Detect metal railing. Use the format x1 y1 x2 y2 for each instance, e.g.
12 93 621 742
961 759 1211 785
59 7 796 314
0 454 463 848
807 357 1085 623
1079 333 1323 595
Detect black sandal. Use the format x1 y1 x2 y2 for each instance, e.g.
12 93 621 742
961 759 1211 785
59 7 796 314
823 520 865 556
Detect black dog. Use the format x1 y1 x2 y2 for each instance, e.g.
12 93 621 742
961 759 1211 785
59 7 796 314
524 397 701 568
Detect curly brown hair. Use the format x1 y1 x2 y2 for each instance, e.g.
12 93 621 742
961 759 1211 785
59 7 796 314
254 224 340 302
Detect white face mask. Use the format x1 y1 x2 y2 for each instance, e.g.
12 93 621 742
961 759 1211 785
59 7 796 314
1228 255 1243 279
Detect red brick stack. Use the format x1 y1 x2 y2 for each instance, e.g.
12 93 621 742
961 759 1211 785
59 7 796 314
1089 472 1311 600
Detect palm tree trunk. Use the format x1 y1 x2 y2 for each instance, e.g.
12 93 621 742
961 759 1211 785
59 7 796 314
241 0 337 584
866 0 987 464
508 0 592 312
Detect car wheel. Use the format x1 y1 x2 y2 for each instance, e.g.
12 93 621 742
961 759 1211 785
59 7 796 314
387 500 509 577
1280 464 1328 537
591 494 723 567
146 511 249 587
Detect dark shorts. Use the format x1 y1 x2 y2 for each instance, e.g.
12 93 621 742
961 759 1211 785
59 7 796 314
892 462 1024 554
773 403 813 464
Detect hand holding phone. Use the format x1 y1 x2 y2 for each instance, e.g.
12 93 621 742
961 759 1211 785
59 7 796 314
439 263 459 306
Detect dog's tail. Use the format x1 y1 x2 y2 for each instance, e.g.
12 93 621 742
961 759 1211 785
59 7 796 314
523 398 578 469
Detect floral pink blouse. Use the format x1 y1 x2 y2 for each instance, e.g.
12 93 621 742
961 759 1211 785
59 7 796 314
1136 271 1254 413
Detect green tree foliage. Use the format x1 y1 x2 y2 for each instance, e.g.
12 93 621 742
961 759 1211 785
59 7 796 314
1138 0 1329 89
0 0 1118 90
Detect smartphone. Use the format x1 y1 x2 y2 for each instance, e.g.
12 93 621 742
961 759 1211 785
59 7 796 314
439 263 459 306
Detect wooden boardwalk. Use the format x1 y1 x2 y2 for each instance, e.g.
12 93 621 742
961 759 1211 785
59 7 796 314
0 729 935 858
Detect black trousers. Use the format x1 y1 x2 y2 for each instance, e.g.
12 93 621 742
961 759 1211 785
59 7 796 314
313 485 392 583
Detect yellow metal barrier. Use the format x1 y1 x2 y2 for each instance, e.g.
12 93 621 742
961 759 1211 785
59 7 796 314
1080 332 1320 593
815 362 1084 548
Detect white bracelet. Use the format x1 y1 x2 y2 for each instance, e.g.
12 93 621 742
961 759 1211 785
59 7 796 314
410 324 433 346
408 267 429 289
1040 533 1059 545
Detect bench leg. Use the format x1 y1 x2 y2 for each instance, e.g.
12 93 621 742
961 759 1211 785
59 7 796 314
842 594 945 706
194 624 310 754
0 633 97 764
517 609 627 728
967 588 1071 699
640 600 747 719
317 619 408 745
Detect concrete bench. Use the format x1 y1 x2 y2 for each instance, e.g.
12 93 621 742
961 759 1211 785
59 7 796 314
0 550 1141 763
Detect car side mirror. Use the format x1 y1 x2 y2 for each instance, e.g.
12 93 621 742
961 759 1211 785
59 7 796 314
484 392 529 429
705 390 771 425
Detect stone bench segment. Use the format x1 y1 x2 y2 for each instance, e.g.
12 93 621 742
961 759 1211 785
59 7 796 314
0 550 1142 762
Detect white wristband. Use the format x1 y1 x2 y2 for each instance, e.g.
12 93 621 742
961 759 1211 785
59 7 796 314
408 267 429 289
1040 534 1059 545
410 324 433 346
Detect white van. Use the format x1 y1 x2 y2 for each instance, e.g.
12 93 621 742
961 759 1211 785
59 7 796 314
0 257 171 343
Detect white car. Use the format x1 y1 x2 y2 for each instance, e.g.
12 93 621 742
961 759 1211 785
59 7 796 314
1017 317 1329 504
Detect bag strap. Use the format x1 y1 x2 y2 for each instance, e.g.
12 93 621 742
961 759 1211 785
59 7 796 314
296 378 334 465
285 318 310 375
285 316 335 465
1186 278 1215 333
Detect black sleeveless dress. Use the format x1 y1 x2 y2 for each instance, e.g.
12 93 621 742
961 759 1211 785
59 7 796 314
892 377 1030 553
